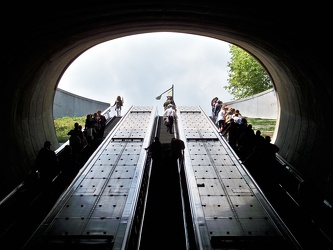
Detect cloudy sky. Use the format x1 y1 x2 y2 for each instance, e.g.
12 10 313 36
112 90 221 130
58 32 234 116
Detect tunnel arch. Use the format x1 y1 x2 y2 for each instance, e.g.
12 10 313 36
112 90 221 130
2 3 331 206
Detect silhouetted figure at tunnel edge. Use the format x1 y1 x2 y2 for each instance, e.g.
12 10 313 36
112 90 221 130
34 141 60 188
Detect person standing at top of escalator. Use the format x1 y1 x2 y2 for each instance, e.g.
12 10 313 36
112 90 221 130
111 95 124 117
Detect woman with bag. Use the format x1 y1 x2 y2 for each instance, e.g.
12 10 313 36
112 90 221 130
163 104 177 134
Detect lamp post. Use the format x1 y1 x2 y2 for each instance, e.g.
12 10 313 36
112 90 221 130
172 84 174 101
155 85 173 100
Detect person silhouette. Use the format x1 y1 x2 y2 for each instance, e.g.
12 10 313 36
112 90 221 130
170 138 185 161
67 122 83 161
34 141 59 187
145 136 163 162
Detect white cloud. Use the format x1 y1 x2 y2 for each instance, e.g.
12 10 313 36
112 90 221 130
58 32 233 116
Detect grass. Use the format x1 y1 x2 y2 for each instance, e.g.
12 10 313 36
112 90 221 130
54 116 276 143
245 117 276 138
54 116 86 143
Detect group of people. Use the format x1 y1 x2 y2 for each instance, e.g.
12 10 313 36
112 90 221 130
83 109 107 144
28 95 126 190
66 109 107 157
30 94 278 191
211 97 280 171
211 97 242 132
30 109 108 189
81 95 123 146
28 140 80 189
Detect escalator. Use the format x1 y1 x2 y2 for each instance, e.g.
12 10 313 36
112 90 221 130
139 116 188 249
0 116 122 249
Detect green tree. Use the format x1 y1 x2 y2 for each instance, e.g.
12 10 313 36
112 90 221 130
224 45 272 99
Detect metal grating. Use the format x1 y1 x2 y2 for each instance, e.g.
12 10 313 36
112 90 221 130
176 106 290 249
35 106 158 248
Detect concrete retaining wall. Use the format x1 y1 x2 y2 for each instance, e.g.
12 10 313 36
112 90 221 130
224 88 278 119
54 88 278 119
53 88 110 118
